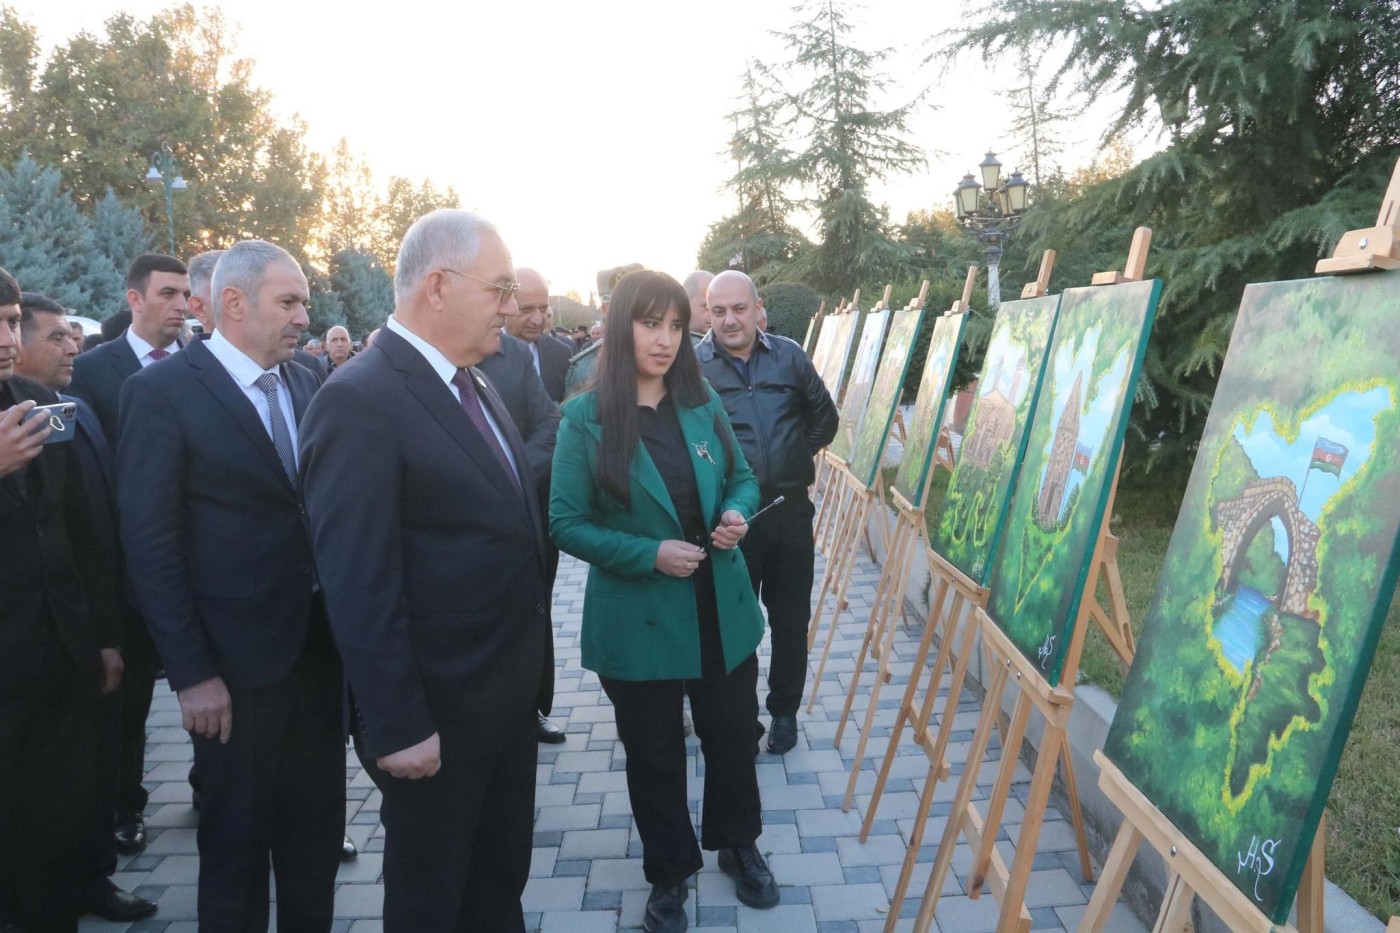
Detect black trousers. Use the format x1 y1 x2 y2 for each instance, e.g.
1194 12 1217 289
739 492 817 716
361 708 537 932
600 654 763 887
115 622 158 814
0 643 101 933
191 609 344 933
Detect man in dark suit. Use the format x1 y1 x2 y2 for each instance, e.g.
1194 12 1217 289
66 253 187 855
14 292 159 923
476 328 566 744
300 209 554 932
68 253 189 447
118 241 343 932
0 267 124 933
506 268 571 402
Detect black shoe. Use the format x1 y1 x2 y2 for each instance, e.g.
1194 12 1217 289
718 844 779 909
114 811 148 854
642 882 688 933
341 834 358 862
86 882 158 922
537 713 567 744
766 714 798 755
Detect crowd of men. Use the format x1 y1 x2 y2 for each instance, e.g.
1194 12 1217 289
0 208 836 933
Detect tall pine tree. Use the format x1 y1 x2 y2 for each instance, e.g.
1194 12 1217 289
89 188 155 317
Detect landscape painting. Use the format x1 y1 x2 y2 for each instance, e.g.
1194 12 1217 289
891 312 967 508
849 305 932 490
1104 272 1400 923
817 308 860 402
930 294 1059 581
984 280 1160 681
828 308 891 463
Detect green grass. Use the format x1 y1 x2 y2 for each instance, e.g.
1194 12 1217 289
888 468 1399 921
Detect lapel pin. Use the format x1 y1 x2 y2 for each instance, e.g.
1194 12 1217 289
693 441 714 464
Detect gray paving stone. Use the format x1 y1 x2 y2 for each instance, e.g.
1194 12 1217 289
559 828 631 859
810 882 891 922
521 875 586 911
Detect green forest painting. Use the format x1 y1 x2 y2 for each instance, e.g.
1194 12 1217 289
985 280 1160 680
849 307 929 489
817 309 859 402
1104 272 1400 923
930 294 1059 582
891 312 967 508
829 308 891 463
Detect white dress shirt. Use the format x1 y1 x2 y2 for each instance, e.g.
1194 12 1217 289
384 316 520 482
205 330 300 465
126 327 181 367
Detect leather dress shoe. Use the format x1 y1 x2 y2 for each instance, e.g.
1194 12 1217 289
537 713 567 744
341 834 358 861
766 714 798 755
114 811 148 854
87 882 158 922
718 844 779 908
642 881 688 933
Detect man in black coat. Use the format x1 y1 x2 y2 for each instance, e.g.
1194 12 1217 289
300 209 553 932
505 268 572 402
118 241 343 932
0 268 124 933
68 253 189 447
14 292 159 923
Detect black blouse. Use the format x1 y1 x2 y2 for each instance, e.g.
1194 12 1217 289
638 396 725 679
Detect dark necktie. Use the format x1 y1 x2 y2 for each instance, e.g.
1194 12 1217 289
452 368 521 493
149 348 169 361
254 373 298 485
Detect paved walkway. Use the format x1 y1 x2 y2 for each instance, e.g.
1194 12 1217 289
81 547 1147 933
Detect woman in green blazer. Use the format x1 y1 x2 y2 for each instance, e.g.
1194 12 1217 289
551 271 779 932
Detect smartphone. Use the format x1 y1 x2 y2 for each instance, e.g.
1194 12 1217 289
21 401 78 444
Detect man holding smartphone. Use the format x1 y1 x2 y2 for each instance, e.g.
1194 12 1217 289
0 267 125 933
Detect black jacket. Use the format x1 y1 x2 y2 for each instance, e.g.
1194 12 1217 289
697 331 838 493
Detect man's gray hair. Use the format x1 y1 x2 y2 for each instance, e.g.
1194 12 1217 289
394 209 498 306
211 240 297 320
187 250 225 301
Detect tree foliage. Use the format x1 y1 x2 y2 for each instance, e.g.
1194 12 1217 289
943 0 1400 478
0 154 125 316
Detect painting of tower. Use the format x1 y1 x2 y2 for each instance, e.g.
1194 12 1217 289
963 360 1024 470
1035 371 1083 528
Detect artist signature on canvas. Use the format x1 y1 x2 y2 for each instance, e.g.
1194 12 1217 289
1037 633 1057 670
1236 835 1279 901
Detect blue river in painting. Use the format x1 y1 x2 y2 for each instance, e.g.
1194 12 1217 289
1214 585 1271 673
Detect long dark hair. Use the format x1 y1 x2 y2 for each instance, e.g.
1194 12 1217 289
595 270 708 507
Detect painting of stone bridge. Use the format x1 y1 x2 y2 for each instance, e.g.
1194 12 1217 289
1212 477 1320 619
1104 270 1400 923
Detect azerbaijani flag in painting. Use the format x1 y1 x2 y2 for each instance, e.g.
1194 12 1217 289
1309 437 1348 475
1072 443 1092 473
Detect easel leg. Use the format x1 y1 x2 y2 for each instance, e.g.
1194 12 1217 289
995 724 1066 932
971 691 1034 894
1058 741 1096 882
1153 875 1195 933
1296 814 1326 933
1077 822 1144 933
807 495 871 713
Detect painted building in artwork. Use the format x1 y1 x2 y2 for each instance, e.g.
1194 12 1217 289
1036 371 1083 528
963 360 1024 470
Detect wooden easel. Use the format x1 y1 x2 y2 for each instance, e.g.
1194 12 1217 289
896 231 1155 933
1076 160 1400 933
831 268 976 750
812 293 861 541
802 301 825 355
804 284 928 672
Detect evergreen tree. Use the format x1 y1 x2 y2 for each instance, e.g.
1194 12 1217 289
943 0 1400 477
306 267 348 337
759 0 926 295
89 187 155 317
328 248 395 339
0 154 120 316
699 63 812 284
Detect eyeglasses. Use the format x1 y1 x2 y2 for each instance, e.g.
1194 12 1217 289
441 268 520 308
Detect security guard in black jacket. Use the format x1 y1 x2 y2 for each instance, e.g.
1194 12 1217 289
696 270 838 754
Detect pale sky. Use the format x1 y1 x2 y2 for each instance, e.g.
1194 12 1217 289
23 0 1133 299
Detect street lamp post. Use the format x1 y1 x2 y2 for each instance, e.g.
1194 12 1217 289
953 151 1029 310
143 145 188 256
